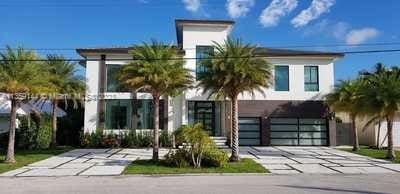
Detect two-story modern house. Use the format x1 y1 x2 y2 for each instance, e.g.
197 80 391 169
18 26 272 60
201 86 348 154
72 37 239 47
77 19 344 147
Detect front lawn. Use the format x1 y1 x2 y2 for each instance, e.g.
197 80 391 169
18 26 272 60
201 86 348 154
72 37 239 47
124 158 268 174
0 147 73 174
340 147 400 163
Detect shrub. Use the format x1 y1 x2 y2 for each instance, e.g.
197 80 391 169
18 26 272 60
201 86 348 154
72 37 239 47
35 123 52 149
202 149 229 167
164 149 191 168
80 130 173 148
136 131 153 147
15 115 52 150
160 130 173 148
120 130 136 148
101 134 120 148
171 124 216 168
80 129 103 148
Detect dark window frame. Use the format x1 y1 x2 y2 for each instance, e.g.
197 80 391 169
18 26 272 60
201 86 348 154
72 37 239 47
106 64 130 93
304 66 319 92
195 46 214 81
274 65 290 91
188 101 216 135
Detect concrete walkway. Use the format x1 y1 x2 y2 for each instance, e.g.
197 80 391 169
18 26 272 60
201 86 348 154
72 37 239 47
243 146 400 174
2 146 400 177
1 148 169 177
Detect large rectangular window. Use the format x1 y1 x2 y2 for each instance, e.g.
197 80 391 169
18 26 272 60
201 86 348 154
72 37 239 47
274 66 289 91
304 66 319 91
196 46 213 80
104 99 164 130
105 100 132 129
106 64 129 92
137 99 164 130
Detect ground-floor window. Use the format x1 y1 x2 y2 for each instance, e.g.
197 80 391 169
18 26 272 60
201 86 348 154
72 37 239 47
269 118 328 146
104 99 164 129
188 101 221 136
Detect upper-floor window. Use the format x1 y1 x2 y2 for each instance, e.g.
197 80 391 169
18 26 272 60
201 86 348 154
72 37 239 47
196 46 213 80
106 64 129 92
304 66 319 91
274 66 289 91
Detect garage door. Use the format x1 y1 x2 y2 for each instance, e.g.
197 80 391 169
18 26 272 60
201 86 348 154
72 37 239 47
239 117 261 146
270 118 328 146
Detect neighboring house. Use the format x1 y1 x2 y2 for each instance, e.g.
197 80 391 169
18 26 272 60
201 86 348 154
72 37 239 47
77 19 344 146
0 94 67 133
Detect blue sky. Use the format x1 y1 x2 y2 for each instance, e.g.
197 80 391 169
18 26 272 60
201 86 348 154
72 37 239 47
0 0 399 81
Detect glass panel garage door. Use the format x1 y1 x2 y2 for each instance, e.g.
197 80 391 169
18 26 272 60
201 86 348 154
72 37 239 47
270 118 328 146
239 117 261 146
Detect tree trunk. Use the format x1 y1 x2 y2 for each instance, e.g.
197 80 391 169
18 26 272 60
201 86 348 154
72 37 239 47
376 120 381 149
351 115 360 151
386 116 396 160
51 99 58 147
5 98 17 163
230 95 240 162
152 95 160 161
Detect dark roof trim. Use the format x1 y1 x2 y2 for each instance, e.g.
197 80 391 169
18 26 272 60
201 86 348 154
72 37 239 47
175 19 235 46
175 19 235 25
254 47 344 57
77 47 343 58
76 46 186 57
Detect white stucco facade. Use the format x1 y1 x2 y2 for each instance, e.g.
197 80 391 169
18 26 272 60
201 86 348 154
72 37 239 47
79 19 343 146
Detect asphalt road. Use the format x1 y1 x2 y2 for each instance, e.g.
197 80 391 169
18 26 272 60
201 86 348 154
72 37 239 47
1 174 399 194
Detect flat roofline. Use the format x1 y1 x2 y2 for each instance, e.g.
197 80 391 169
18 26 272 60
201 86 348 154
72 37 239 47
175 19 235 46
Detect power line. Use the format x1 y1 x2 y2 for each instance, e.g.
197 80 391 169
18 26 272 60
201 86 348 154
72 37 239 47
2 42 400 51
0 49 400 62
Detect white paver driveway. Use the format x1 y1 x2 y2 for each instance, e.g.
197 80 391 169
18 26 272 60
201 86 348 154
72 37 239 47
1 148 169 177
241 146 400 174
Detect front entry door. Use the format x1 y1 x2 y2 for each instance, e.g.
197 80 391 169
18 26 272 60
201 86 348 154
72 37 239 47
193 101 215 135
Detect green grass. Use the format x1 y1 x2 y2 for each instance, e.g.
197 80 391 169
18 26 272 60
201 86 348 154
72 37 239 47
340 147 400 163
124 158 268 174
0 147 73 174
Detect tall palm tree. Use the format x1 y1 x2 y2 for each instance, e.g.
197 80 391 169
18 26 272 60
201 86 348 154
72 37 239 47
362 64 400 160
45 54 85 147
326 79 365 151
119 40 193 161
198 38 273 162
0 46 48 163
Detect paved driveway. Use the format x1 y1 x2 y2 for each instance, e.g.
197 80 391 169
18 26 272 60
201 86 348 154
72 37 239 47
242 146 400 174
1 148 169 177
2 146 400 177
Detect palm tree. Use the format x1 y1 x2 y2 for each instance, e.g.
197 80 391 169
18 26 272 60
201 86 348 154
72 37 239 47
362 64 400 160
198 38 273 162
45 54 85 147
119 40 193 161
325 79 365 151
0 46 48 163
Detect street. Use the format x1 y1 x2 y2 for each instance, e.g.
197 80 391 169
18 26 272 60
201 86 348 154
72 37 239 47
1 174 399 194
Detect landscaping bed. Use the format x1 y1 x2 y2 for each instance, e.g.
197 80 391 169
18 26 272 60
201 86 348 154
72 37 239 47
0 147 73 173
340 147 400 163
124 158 268 174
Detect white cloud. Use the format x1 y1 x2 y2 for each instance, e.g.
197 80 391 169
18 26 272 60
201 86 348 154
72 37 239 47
291 0 335 28
332 22 351 39
182 0 202 13
226 0 255 19
259 0 298 27
346 28 379 45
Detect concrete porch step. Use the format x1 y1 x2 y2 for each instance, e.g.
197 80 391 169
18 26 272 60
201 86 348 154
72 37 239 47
210 136 228 148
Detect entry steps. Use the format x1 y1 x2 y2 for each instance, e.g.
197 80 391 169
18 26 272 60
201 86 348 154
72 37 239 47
210 136 229 149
